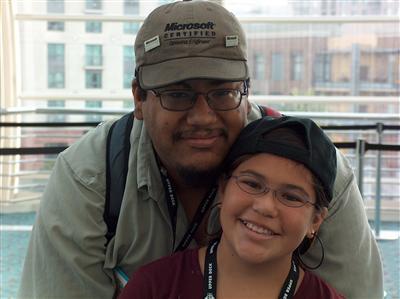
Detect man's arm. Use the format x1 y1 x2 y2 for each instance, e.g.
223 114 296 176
18 126 116 298
305 149 384 299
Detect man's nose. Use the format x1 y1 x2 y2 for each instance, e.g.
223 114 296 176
186 94 217 125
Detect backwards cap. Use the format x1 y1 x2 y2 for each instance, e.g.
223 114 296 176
225 116 337 202
134 0 248 89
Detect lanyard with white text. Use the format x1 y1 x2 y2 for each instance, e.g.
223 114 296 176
158 166 218 252
203 239 300 299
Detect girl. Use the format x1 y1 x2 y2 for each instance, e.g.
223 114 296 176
119 116 344 299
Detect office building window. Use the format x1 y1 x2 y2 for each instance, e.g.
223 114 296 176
48 22 64 31
86 70 102 88
86 0 102 10
85 100 102 122
47 0 63 12
315 53 332 82
47 0 64 31
253 53 265 80
47 100 65 122
271 52 284 81
124 0 139 14
123 46 135 89
123 99 134 109
86 21 102 33
123 23 140 34
86 45 102 66
360 65 371 82
48 44 65 88
123 0 139 34
291 52 303 81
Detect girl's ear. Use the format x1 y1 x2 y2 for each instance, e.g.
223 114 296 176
308 207 328 238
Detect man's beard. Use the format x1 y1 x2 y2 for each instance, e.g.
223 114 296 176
171 127 228 187
176 164 221 188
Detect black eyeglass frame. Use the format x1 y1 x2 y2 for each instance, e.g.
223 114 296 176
148 81 248 112
229 174 318 208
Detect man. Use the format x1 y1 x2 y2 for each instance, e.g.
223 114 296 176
18 1 383 298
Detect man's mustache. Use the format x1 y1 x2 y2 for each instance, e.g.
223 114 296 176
173 128 229 142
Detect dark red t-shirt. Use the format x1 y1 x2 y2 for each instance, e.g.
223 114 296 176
119 248 345 299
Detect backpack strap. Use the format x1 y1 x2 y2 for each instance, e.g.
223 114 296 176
104 112 134 245
257 104 282 118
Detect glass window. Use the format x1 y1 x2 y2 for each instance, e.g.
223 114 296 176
124 0 139 15
253 53 265 80
86 70 102 88
47 0 64 32
48 44 65 88
123 100 134 109
47 22 64 31
47 100 65 122
123 0 140 34
360 65 369 82
85 21 102 33
291 52 304 81
123 0 139 34
86 45 102 66
123 46 135 89
85 100 102 122
47 0 64 13
86 0 102 10
123 22 140 34
271 52 284 81
314 53 332 83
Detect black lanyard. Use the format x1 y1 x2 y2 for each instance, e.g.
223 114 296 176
158 166 217 252
203 239 300 299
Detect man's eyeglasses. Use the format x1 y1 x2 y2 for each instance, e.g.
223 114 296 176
230 174 317 208
149 81 248 112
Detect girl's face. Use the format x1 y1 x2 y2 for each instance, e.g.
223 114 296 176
219 153 327 266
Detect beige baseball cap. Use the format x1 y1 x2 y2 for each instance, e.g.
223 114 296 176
134 0 248 89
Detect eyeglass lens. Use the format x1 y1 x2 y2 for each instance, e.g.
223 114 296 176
232 174 312 208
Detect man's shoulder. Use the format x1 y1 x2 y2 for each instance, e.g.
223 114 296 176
63 119 114 158
332 148 355 197
58 119 119 186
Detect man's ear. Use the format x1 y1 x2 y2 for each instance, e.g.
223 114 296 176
246 98 252 116
243 89 251 116
132 80 144 120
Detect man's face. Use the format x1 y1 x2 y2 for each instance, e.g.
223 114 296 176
134 79 251 186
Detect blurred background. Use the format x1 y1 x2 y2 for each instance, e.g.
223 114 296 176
1 0 399 298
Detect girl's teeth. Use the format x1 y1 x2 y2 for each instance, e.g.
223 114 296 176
243 220 274 236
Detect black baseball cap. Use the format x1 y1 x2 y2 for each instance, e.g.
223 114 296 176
225 116 337 202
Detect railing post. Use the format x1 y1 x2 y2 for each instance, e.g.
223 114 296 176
356 138 366 198
372 123 399 241
374 123 383 237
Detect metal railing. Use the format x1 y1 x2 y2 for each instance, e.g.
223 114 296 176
1 109 399 239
